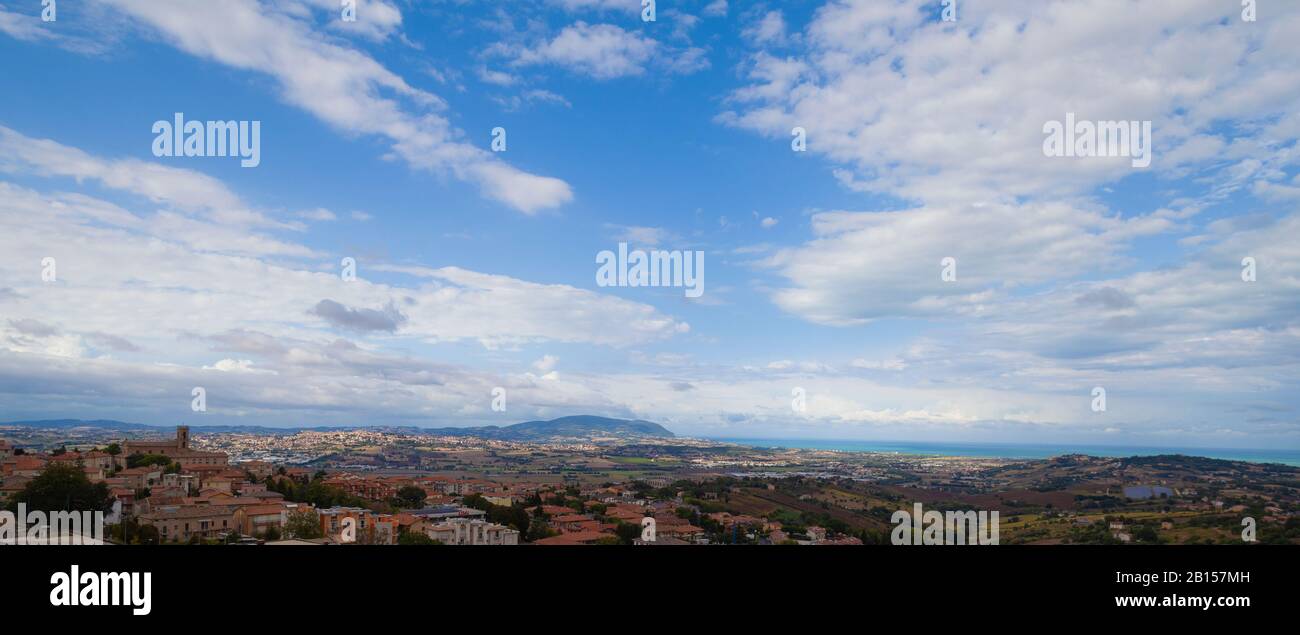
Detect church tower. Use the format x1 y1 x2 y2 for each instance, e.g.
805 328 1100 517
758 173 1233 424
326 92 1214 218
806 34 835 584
177 425 190 450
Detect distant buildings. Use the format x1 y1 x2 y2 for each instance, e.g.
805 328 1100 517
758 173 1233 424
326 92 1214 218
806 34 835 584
123 426 228 468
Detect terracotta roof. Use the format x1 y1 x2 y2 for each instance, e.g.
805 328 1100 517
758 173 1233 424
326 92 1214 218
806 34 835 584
243 504 288 516
138 504 238 520
532 531 612 545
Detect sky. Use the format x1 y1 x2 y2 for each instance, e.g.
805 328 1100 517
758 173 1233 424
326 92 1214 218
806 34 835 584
0 0 1297 450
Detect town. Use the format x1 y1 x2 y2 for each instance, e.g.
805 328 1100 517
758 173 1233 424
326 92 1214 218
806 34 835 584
2 420 1297 546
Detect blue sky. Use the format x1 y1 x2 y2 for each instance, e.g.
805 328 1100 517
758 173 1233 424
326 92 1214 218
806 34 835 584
0 0 1298 450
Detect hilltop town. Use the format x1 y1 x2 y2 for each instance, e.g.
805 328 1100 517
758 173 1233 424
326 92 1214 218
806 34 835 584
2 420 1297 545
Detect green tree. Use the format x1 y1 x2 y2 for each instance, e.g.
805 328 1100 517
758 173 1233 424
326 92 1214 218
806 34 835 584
395 486 427 508
283 509 323 539
136 524 160 545
398 531 438 545
614 522 642 544
6 462 113 514
126 453 172 469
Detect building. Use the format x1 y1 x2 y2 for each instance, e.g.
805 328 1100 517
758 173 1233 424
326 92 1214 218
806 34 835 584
408 504 488 523
122 426 228 467
551 513 602 534
424 518 519 545
533 531 612 545
0 439 12 460
0 475 32 504
241 504 289 537
138 504 242 543
318 507 398 545
49 450 117 472
239 460 274 479
116 466 163 489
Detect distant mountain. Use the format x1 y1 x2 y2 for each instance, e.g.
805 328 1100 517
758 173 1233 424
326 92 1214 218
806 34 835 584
0 419 159 432
0 415 675 441
427 415 675 441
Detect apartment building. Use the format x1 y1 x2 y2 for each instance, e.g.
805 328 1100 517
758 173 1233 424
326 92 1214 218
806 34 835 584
424 517 520 545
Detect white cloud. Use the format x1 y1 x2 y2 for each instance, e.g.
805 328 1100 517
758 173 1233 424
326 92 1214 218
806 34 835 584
532 354 559 372
204 358 275 374
719 0 1300 205
94 0 572 214
296 208 338 221
743 10 787 46
766 200 1169 325
505 21 708 80
513 22 658 80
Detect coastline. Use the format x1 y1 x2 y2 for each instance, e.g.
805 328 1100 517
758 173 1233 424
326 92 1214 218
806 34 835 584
710 437 1300 467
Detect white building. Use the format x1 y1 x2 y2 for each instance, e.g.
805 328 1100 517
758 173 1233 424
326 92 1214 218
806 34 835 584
425 518 519 545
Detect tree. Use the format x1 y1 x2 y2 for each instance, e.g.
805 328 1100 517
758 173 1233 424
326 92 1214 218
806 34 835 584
6 462 113 514
127 453 171 469
614 522 642 544
398 531 438 545
136 524 160 545
283 509 323 539
395 486 427 509
104 443 121 456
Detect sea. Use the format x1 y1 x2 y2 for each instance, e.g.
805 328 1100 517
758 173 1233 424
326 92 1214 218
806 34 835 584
709 438 1300 467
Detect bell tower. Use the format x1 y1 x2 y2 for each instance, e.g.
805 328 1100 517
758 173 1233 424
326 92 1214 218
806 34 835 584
177 425 190 450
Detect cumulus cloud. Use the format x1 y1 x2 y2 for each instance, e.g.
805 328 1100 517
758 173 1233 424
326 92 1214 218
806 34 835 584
765 200 1169 325
512 22 658 79
505 21 707 79
90 0 572 214
719 0 1300 204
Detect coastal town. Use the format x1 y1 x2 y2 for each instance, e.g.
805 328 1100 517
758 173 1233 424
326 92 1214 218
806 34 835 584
2 420 1297 546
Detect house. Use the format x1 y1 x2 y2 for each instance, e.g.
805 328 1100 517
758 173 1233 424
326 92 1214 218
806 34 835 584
483 493 517 507
532 531 612 545
6 455 47 477
317 506 397 545
424 518 519 545
49 450 116 473
117 466 163 489
0 475 32 503
138 504 243 543
239 460 274 479
659 524 705 542
109 488 137 517
551 513 602 534
160 472 198 495
241 503 289 537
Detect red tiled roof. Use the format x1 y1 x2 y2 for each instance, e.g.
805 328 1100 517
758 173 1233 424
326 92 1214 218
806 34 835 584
532 531 612 545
